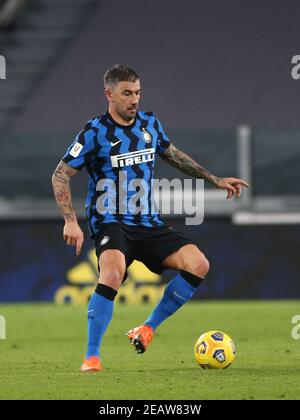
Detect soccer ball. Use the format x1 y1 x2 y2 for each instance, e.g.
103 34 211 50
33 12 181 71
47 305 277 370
194 330 236 369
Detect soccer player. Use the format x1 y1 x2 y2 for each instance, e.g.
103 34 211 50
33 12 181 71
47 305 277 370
52 65 249 372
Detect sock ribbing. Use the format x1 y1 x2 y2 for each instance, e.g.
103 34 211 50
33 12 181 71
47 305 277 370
95 283 118 300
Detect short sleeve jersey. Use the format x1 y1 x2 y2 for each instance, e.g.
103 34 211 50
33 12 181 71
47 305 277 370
62 111 171 238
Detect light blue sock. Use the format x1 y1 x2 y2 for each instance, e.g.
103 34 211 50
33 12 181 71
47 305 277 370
86 291 114 358
144 273 199 331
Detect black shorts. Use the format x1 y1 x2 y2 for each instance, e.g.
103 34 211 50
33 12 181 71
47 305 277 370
95 222 196 275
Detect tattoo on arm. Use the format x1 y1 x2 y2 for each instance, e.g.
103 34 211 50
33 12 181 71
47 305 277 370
52 161 78 222
160 143 220 186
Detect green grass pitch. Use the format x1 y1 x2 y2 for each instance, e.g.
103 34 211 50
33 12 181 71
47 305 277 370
0 301 299 400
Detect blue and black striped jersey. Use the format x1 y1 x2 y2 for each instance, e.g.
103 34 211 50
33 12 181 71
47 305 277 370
62 111 171 238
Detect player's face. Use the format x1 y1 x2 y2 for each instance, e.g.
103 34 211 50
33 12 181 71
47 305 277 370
106 80 141 122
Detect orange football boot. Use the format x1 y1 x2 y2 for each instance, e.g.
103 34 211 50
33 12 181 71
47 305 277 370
80 355 103 372
127 324 154 353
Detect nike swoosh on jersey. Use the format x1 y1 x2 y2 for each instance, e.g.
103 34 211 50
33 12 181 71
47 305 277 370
111 140 122 146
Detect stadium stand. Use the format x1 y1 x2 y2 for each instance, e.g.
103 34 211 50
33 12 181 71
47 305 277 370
0 0 98 130
0 0 26 31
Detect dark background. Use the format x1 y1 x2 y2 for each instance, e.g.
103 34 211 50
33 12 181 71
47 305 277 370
7 0 300 132
1 0 300 301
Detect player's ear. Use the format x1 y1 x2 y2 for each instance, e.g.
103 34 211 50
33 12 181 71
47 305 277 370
104 88 113 102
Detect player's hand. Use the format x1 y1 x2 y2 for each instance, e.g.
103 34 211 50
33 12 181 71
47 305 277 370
215 177 250 199
63 222 84 255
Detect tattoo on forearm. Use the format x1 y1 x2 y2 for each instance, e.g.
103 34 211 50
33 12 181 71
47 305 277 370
52 161 78 222
161 144 220 186
53 161 77 183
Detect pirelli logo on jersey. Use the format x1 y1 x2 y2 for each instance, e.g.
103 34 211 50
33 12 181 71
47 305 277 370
111 148 155 168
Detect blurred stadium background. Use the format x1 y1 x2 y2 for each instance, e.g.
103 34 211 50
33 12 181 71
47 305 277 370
1 0 300 305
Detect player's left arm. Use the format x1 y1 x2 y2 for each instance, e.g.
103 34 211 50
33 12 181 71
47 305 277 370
160 143 250 199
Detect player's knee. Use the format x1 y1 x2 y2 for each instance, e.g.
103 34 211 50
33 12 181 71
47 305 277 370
100 266 125 290
201 256 210 277
189 255 210 278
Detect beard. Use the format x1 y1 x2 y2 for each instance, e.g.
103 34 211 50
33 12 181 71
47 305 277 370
118 107 137 121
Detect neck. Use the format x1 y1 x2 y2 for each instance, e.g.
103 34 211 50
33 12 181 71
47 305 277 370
108 107 135 126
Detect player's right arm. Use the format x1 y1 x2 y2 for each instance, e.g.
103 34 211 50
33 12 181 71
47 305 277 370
52 161 84 256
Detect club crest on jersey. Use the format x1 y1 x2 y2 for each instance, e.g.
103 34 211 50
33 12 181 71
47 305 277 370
142 129 152 143
111 148 155 168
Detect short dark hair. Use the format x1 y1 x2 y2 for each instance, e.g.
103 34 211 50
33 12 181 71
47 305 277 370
104 64 139 89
